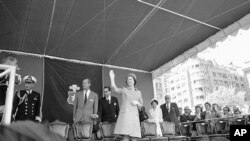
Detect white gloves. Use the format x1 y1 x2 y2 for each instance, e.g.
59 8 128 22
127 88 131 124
131 100 142 107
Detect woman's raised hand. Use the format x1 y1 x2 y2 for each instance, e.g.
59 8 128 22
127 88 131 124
109 70 115 79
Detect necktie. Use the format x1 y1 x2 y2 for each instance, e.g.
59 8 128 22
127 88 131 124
84 91 87 105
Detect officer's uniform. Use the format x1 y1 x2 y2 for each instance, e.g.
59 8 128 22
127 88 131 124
12 76 41 122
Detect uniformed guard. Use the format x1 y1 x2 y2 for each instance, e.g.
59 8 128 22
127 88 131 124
12 75 41 122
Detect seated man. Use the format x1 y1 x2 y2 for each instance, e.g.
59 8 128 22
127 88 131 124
180 106 194 122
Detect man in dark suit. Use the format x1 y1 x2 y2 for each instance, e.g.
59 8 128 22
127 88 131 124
160 95 180 126
180 106 194 122
12 75 41 122
69 78 99 123
98 86 119 122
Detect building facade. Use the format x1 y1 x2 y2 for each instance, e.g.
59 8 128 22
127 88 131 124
153 57 250 111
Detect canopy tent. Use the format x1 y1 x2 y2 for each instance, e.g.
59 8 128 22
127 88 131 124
1 0 250 72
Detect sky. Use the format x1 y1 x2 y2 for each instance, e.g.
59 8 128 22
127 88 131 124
197 26 250 68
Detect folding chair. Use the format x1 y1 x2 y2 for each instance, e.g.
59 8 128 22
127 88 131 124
211 120 229 139
99 122 116 141
229 118 247 125
179 123 192 137
73 121 93 141
215 120 229 134
160 121 189 141
190 122 210 141
141 121 168 141
49 120 70 140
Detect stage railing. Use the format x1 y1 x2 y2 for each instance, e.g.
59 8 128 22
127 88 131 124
0 64 16 125
180 114 250 124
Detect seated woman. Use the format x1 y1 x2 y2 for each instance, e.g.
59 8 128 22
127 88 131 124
233 107 243 118
148 99 163 136
192 105 203 136
222 106 234 118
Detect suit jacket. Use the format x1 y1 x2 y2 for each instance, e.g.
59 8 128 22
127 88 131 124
160 103 180 125
73 90 98 123
98 96 119 122
180 114 195 122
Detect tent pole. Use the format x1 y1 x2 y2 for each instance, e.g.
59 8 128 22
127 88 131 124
0 49 150 73
137 0 222 30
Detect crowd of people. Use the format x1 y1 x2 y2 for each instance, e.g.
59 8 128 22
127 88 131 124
147 96 250 137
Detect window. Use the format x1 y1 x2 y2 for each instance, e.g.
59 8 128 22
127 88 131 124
156 83 158 88
165 89 168 93
177 85 181 89
218 73 222 77
177 93 181 96
218 80 223 85
232 82 236 86
214 80 218 84
236 83 239 88
200 95 205 99
204 87 210 92
182 83 186 87
241 84 245 88
184 98 188 103
224 81 228 85
171 87 175 91
199 87 203 91
180 76 185 80
195 64 200 68
213 72 216 77
170 80 174 84
223 74 227 78
176 79 179 83
240 77 244 81
178 100 182 103
235 76 238 81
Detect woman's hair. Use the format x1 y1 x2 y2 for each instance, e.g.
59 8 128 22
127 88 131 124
195 105 203 112
223 106 230 112
151 99 158 105
212 103 219 110
126 75 137 86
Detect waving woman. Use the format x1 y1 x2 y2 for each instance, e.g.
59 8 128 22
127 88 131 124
109 70 143 141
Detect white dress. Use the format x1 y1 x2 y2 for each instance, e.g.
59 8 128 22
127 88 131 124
148 106 163 136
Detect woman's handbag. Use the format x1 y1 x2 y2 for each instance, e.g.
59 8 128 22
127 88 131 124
139 106 149 122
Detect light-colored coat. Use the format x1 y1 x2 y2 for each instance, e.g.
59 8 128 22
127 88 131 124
114 87 143 138
73 90 98 123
